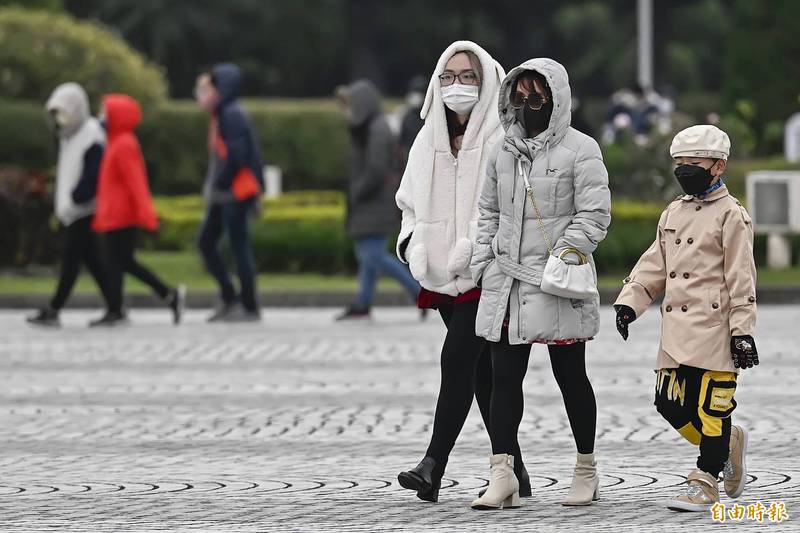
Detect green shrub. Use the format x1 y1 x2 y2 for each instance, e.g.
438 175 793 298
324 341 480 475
148 192 672 275
0 7 167 107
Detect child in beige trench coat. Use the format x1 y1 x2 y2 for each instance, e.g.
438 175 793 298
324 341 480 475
614 124 758 512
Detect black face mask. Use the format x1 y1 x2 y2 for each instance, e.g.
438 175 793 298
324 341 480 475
674 162 717 196
522 101 553 137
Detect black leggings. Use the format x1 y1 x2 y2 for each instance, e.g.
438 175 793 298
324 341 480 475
102 227 171 314
424 299 523 478
50 216 110 310
490 331 596 456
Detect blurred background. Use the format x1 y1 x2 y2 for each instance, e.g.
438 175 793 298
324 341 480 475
1 0 799 296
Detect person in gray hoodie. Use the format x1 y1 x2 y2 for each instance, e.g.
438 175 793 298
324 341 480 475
335 80 420 320
27 82 110 327
469 59 611 509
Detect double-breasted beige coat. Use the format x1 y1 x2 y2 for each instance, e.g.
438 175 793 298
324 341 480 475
614 184 756 372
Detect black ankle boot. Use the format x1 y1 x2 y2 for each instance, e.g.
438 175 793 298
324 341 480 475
477 461 531 497
517 463 532 497
398 457 442 502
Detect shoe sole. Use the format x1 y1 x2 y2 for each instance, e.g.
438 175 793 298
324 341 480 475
397 471 429 493
727 426 748 499
666 500 713 512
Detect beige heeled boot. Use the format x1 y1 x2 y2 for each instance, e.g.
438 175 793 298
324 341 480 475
562 452 600 506
471 454 521 510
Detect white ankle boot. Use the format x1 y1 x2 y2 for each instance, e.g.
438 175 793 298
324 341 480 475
471 454 521 510
563 452 600 506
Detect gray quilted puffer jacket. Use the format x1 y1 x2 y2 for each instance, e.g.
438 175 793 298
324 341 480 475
471 58 611 344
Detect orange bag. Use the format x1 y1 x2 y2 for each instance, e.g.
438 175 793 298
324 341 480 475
232 167 261 201
212 117 261 201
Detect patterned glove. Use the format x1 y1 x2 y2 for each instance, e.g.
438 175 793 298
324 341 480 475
614 305 636 341
731 335 759 370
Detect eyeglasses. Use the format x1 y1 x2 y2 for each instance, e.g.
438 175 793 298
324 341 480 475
510 91 549 111
439 70 479 86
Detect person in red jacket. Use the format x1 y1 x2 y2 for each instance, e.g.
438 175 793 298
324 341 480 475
90 94 185 327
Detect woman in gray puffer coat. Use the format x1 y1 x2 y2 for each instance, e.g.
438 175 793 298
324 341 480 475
469 59 611 510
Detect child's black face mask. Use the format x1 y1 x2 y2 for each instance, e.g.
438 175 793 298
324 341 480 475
674 162 718 196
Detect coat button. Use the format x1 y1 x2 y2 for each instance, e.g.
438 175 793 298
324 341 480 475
681 305 688 312
695 206 702 211
687 238 694 244
522 301 526 305
669 272 676 278
712 303 719 309
683 273 690 279
665 305 672 312
624 276 631 283
675 238 681 245
748 296 756 303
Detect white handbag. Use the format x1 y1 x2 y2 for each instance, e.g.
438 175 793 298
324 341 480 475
520 161 599 300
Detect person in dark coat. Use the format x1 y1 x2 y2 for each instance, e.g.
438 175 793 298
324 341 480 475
398 75 426 168
195 64 264 322
335 79 420 320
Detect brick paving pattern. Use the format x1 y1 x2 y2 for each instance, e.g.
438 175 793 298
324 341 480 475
0 306 797 531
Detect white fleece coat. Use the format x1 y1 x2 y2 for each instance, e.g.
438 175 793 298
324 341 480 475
46 83 106 226
395 41 505 296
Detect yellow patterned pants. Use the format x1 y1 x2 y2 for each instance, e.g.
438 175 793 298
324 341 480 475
654 365 737 477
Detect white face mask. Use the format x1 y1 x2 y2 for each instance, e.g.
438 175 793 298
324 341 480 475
441 83 479 116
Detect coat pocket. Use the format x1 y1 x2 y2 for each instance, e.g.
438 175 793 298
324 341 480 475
476 288 501 338
528 176 558 217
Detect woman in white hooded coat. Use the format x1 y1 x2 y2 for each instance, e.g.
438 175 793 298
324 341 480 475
395 41 529 502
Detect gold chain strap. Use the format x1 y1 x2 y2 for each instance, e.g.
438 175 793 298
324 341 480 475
524 183 554 255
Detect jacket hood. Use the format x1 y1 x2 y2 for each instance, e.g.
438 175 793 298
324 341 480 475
498 58 572 145
421 40 504 152
102 94 142 136
345 79 382 127
45 82 91 138
212 63 242 105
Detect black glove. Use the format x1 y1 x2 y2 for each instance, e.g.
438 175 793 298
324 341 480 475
614 305 636 341
731 335 759 370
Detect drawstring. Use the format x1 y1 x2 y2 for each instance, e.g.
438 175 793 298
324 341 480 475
544 139 551 174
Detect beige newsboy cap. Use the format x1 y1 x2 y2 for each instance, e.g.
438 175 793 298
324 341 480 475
670 124 731 160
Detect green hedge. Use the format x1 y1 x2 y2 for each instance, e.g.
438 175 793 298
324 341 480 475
143 192 789 275
0 98 350 195
2 95 797 199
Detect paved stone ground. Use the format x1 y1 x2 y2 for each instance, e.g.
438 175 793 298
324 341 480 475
0 305 797 532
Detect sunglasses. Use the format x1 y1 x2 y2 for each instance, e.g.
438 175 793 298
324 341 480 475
510 91 549 111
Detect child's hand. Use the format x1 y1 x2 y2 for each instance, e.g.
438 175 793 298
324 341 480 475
614 305 636 341
731 335 759 369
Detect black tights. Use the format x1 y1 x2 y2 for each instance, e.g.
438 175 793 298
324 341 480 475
50 216 110 310
102 228 171 314
490 330 596 457
424 299 523 478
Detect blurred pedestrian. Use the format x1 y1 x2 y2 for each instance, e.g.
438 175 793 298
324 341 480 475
90 94 185 327
27 83 111 327
335 80 420 320
397 75 427 168
394 41 523 503
470 58 611 510
195 64 264 322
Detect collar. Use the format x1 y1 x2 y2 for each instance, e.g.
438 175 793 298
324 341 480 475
681 181 729 203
